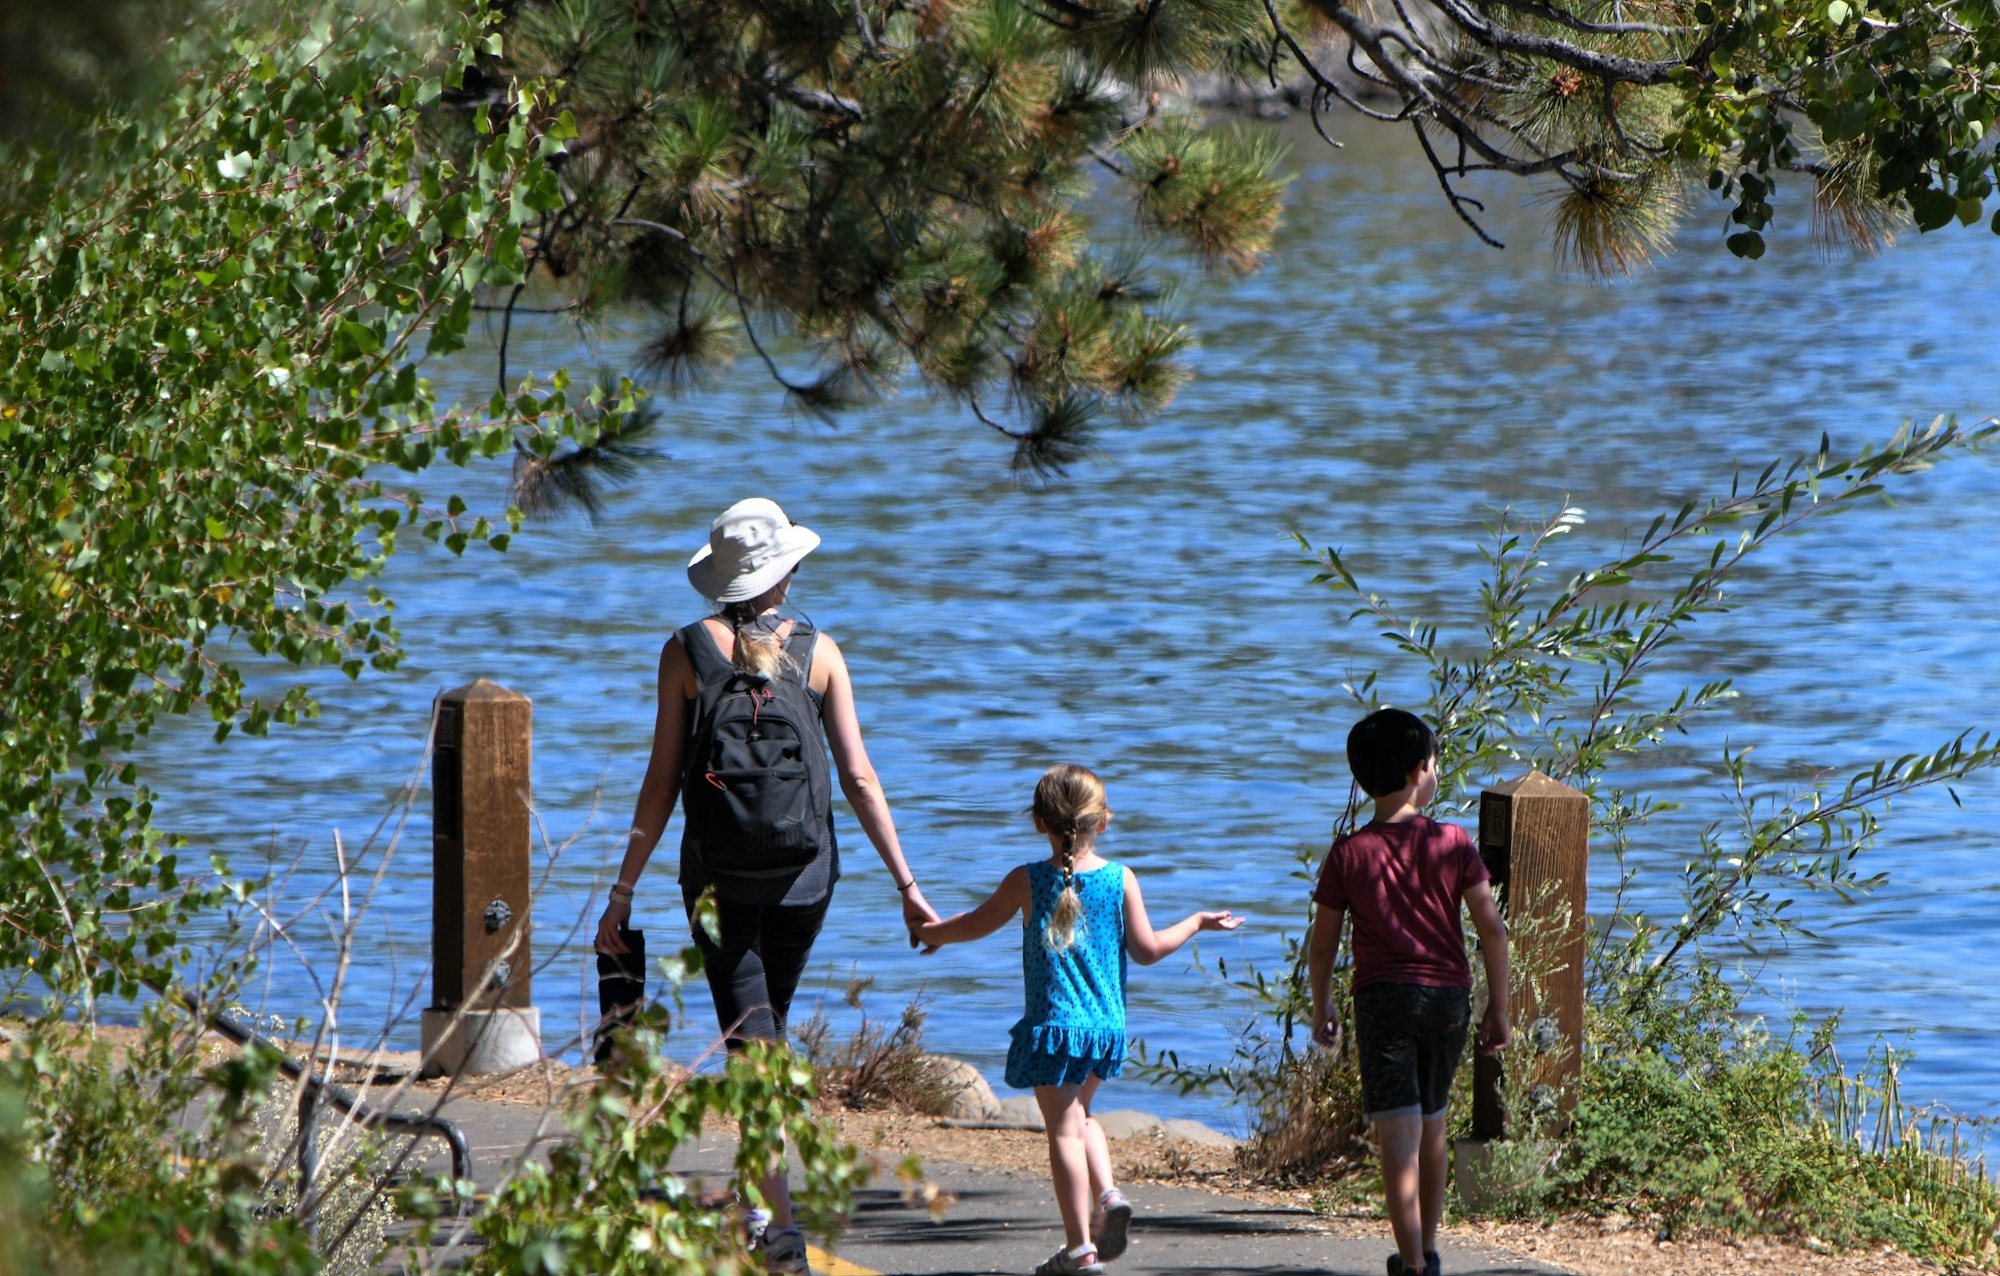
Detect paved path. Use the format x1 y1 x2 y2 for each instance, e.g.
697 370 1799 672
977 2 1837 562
395 1096 1565 1276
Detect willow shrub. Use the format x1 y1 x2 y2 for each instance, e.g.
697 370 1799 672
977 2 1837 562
1 4 872 1271
1137 419 2000 1264
1569 977 2000 1258
0 1010 320 1276
0 0 631 1003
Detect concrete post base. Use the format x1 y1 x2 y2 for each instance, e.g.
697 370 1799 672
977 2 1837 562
420 1006 542 1076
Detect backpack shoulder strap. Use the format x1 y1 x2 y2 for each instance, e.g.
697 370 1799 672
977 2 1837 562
677 620 733 688
783 620 819 682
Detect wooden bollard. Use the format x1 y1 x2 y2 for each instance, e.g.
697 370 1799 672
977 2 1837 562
419 678 542 1075
1470 769 1588 1140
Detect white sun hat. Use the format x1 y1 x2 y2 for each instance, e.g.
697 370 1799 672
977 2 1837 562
685 498 822 603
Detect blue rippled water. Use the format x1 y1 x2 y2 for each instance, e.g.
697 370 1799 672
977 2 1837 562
143 116 1998 1139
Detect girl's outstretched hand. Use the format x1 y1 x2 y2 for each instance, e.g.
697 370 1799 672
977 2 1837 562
1197 910 1243 932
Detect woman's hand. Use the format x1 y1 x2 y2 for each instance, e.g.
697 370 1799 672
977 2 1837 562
900 882 940 952
595 896 635 954
1196 910 1243 933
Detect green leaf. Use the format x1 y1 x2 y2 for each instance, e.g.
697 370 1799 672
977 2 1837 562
1725 231 1765 259
1910 187 1958 232
216 150 253 180
338 319 382 355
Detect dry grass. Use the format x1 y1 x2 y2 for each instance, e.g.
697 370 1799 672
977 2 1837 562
794 985 964 1114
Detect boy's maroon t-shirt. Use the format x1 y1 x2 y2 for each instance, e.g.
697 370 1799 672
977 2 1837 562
1312 815 1490 990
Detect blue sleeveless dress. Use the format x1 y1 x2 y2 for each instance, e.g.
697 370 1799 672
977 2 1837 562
1005 861 1128 1089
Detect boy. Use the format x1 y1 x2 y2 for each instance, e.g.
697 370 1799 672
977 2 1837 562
1307 708 1510 1276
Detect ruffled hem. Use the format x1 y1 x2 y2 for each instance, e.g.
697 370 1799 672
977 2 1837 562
1010 1021 1127 1063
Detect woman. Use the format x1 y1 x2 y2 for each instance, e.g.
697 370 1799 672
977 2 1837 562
594 497 936 1275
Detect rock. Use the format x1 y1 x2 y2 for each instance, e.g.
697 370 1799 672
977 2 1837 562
919 1054 1001 1120
991 1094 1045 1129
1159 1118 1239 1149
1093 1108 1166 1139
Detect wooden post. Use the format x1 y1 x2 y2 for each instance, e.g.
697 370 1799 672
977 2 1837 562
420 678 541 1074
1470 769 1588 1141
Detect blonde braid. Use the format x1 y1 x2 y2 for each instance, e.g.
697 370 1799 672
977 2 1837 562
719 588 796 681
1045 825 1084 952
1032 764 1107 953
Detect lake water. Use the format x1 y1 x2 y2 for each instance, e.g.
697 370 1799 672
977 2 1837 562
145 116 1999 1137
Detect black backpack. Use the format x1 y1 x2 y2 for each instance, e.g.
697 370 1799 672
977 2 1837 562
678 620 830 876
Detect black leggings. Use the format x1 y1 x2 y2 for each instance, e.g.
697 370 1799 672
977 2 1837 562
683 888 831 1047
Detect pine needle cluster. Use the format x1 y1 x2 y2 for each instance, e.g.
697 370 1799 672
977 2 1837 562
485 0 1287 474
1257 0 1988 273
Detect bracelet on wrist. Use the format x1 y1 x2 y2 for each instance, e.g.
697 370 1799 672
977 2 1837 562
894 877 916 893
609 882 636 901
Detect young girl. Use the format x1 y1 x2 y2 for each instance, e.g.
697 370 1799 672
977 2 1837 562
913 764 1242 1275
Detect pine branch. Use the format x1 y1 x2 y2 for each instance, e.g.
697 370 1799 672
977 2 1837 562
509 398 666 524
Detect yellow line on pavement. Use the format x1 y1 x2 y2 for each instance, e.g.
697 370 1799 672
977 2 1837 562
807 1245 878 1276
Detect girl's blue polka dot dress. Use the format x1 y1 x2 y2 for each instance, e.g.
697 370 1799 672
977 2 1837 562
1005 861 1128 1089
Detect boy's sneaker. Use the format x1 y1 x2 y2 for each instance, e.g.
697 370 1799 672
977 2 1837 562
759 1227 812 1275
1092 1189 1133 1261
1034 1243 1104 1275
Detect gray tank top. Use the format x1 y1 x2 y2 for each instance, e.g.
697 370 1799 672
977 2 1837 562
675 618 840 907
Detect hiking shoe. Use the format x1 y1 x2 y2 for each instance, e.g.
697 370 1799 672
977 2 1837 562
1034 1243 1104 1275
1093 1189 1133 1261
760 1227 812 1275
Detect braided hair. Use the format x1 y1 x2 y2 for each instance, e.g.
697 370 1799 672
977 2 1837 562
717 579 798 681
1033 764 1108 952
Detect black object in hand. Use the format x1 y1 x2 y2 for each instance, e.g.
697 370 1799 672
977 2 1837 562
593 926 646 1067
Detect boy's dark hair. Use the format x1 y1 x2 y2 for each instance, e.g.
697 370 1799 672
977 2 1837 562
1346 708 1437 797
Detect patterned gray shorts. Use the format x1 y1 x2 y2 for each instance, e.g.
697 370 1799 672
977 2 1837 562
1352 981 1471 1122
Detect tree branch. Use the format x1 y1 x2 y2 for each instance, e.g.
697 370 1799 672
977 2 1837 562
1481 0 1691 38
1301 0 1686 88
1411 120 1505 247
